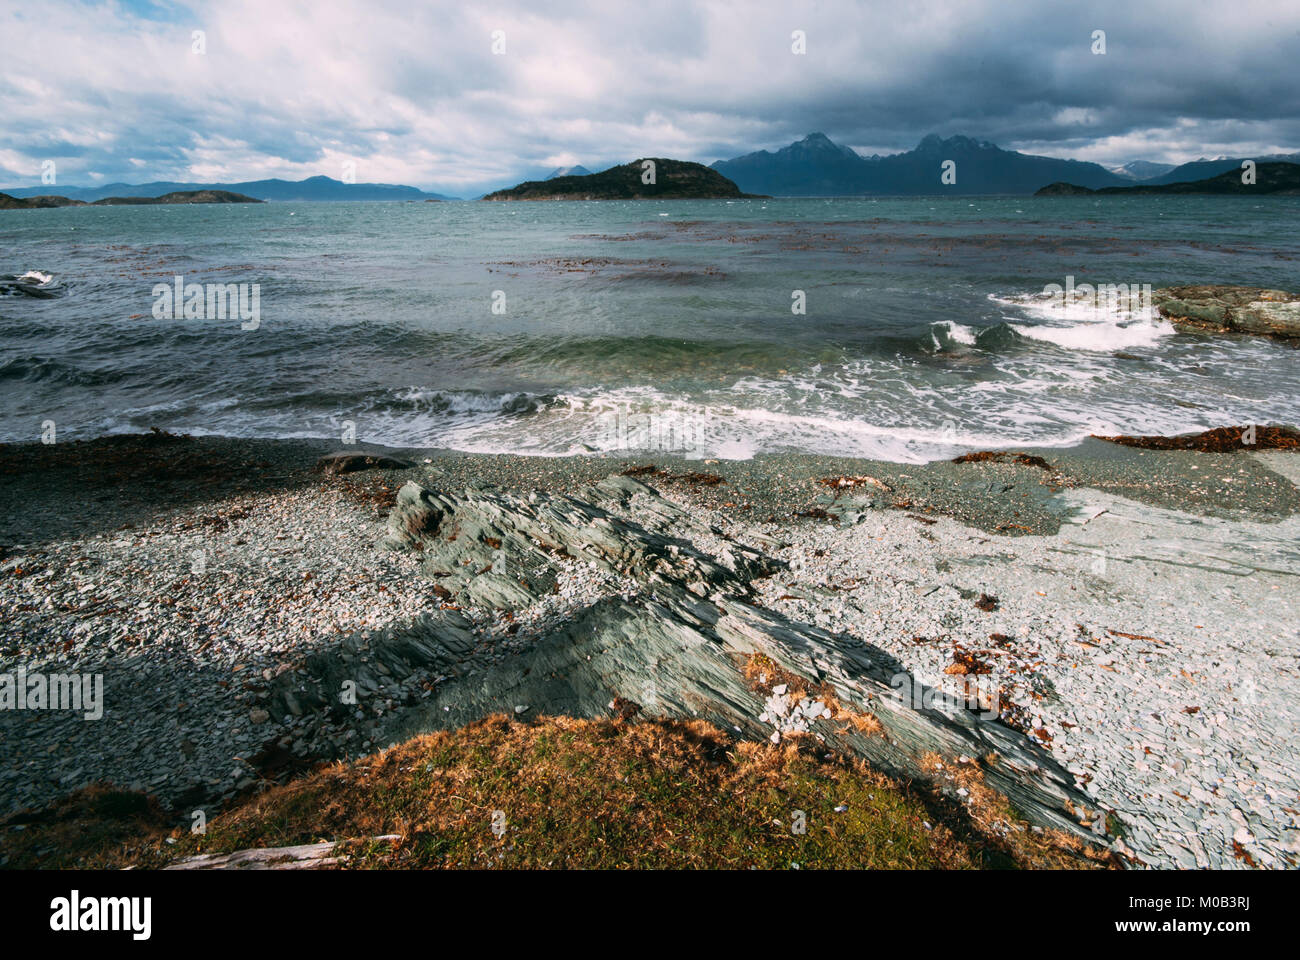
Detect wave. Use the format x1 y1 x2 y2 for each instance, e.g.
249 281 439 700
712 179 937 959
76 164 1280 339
0 355 127 386
428 386 1097 463
381 387 555 418
927 320 979 350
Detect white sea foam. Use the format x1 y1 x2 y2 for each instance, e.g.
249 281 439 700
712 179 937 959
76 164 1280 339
1009 317 1173 351
929 320 978 349
992 292 1175 352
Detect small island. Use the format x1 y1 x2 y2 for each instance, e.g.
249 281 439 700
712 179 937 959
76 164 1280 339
0 189 263 210
1035 161 1300 196
482 158 766 200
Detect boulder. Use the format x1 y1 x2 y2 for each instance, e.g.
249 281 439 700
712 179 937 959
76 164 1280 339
1154 285 1300 339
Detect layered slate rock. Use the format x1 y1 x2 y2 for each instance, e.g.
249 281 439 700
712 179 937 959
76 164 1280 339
381 475 779 608
367 474 1111 842
1154 285 1300 339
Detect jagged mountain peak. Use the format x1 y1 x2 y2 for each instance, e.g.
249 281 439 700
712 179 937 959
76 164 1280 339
915 133 997 152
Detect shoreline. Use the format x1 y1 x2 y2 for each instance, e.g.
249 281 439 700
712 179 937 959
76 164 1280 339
2 431 1298 869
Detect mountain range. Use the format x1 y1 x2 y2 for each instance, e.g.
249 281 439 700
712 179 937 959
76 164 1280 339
0 175 456 203
1108 161 1176 180
6 138 1299 201
710 133 1300 196
1037 161 1300 196
711 133 1131 195
1138 153 1300 186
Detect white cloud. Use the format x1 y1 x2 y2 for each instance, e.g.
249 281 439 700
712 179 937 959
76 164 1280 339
1 0 1297 194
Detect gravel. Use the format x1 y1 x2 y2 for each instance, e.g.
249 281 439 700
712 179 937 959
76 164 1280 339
735 475 1300 869
2 433 1296 869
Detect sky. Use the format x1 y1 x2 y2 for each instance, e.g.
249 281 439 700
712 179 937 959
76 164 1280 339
2 0 1298 196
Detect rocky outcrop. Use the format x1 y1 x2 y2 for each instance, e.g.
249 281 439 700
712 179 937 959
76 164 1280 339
355 474 1113 844
1154 285 1300 339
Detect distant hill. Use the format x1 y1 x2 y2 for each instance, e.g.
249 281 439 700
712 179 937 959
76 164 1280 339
0 193 83 209
0 175 457 203
1109 160 1175 181
1035 162 1300 196
0 189 262 209
482 159 763 200
711 132 1128 196
96 190 262 205
547 165 592 179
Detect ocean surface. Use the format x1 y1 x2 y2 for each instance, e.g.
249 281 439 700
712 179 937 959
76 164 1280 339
2 196 1298 462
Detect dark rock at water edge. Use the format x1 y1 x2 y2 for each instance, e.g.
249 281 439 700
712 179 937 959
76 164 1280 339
1154 285 1300 340
313 451 416 476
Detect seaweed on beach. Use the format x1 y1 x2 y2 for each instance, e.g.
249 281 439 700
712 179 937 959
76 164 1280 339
952 451 1054 470
618 465 725 486
1091 425 1300 452
673 471 726 486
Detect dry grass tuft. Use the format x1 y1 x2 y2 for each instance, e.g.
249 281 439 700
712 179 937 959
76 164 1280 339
2 713 1112 870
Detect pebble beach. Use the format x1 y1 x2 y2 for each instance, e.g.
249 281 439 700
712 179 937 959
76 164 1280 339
1 432 1297 869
